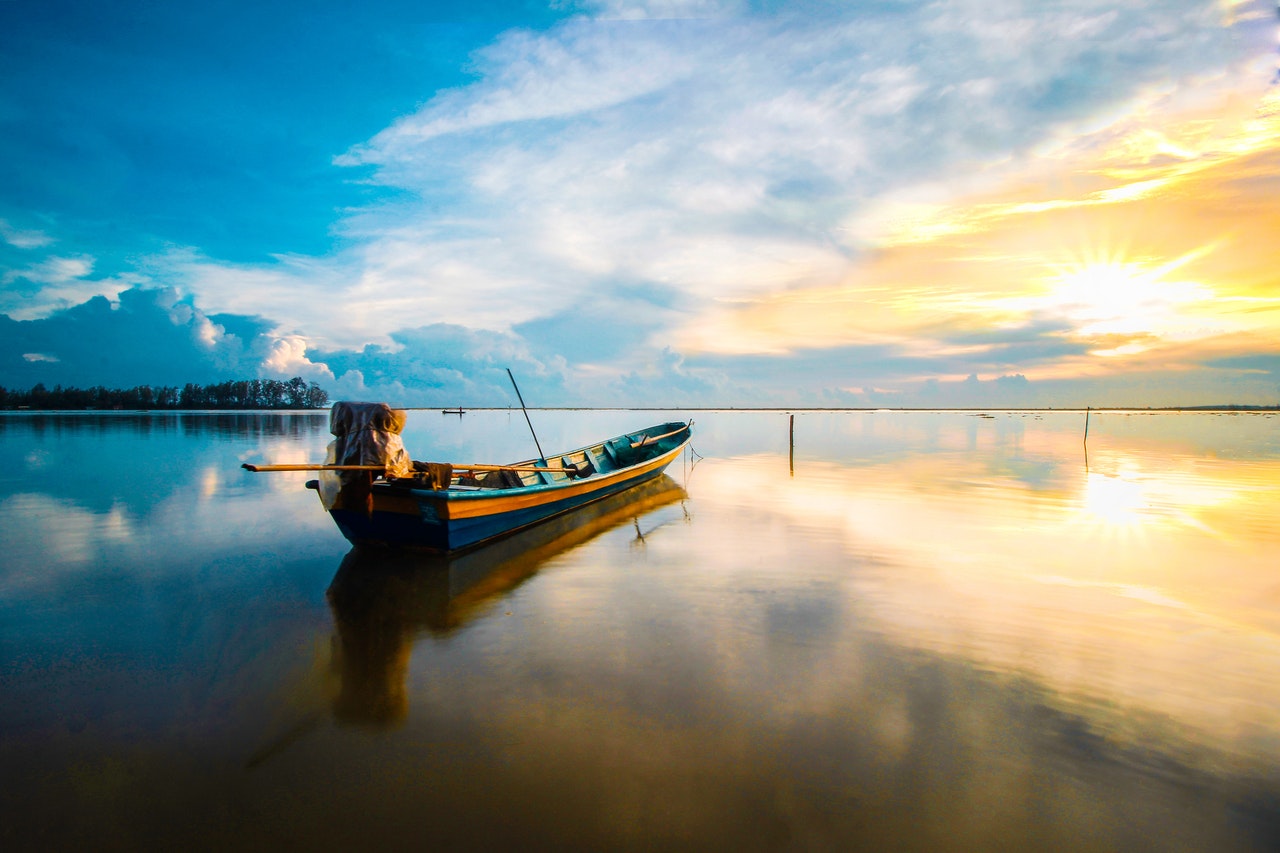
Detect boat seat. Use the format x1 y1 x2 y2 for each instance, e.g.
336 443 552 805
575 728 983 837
551 456 579 480
599 443 618 469
575 452 598 478
605 437 636 467
537 460 569 485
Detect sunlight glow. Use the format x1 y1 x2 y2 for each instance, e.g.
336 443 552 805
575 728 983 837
1081 470 1149 527
682 85 1280 386
1042 255 1215 341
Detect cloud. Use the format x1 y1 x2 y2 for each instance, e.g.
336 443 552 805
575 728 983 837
683 82 1280 386
560 0 747 20
2 1 1276 408
609 346 737 404
5 277 1276 408
0 287 283 390
0 255 116 319
340 23 702 151
0 219 54 250
328 0 1268 345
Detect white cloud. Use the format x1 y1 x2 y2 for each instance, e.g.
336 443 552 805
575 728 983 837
6 255 92 283
262 334 337 385
6 0 1273 406
0 219 54 249
0 254 129 319
561 0 745 20
342 23 701 153
191 1 1278 402
334 0 1259 333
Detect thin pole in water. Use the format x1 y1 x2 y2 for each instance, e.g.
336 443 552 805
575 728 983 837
506 368 546 462
789 413 795 476
1083 407 1091 471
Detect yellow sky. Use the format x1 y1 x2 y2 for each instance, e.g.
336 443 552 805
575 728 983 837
677 83 1280 384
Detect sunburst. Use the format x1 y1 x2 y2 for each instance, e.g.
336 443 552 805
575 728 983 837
1036 243 1218 351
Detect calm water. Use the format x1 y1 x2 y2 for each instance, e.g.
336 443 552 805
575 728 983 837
2 409 1279 851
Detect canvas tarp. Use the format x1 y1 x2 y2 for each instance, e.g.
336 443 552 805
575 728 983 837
318 401 413 511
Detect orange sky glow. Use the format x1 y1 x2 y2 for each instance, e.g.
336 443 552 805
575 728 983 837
680 81 1280 393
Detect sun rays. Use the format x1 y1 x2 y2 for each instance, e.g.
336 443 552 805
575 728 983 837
668 78 1280 404
1026 243 1221 351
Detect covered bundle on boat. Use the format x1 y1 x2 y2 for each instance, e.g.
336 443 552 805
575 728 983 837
319 401 414 511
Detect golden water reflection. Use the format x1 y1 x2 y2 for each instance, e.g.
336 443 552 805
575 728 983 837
701 414 1280 773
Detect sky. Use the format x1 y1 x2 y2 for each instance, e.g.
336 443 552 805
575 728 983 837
2 0 1278 408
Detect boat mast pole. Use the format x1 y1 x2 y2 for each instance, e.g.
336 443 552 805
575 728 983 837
506 368 546 462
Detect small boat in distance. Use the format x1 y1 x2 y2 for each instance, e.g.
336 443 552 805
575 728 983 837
441 408 465 415
243 402 693 553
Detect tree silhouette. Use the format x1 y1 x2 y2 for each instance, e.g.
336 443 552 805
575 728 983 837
0 378 329 410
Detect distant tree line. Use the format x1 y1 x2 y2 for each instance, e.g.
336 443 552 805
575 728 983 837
0 377 329 410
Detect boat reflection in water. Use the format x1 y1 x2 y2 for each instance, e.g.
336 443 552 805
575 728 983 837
325 475 688 726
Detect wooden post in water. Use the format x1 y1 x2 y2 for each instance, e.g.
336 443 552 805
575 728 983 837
1083 406 1091 472
789 414 795 476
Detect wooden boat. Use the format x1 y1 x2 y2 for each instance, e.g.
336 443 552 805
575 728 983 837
244 402 692 553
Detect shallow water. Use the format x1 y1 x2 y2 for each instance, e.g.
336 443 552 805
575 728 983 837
1 409 1278 851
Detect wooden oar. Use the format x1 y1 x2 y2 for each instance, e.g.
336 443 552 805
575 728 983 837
454 463 579 474
630 424 688 448
242 464 384 472
242 462 580 474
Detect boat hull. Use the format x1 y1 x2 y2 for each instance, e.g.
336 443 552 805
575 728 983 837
328 422 690 553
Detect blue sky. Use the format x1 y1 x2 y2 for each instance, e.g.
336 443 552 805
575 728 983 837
2 0 1278 407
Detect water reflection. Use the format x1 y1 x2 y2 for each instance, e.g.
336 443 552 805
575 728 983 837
326 476 688 726
711 413 1280 774
0 410 328 439
5 410 1280 850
